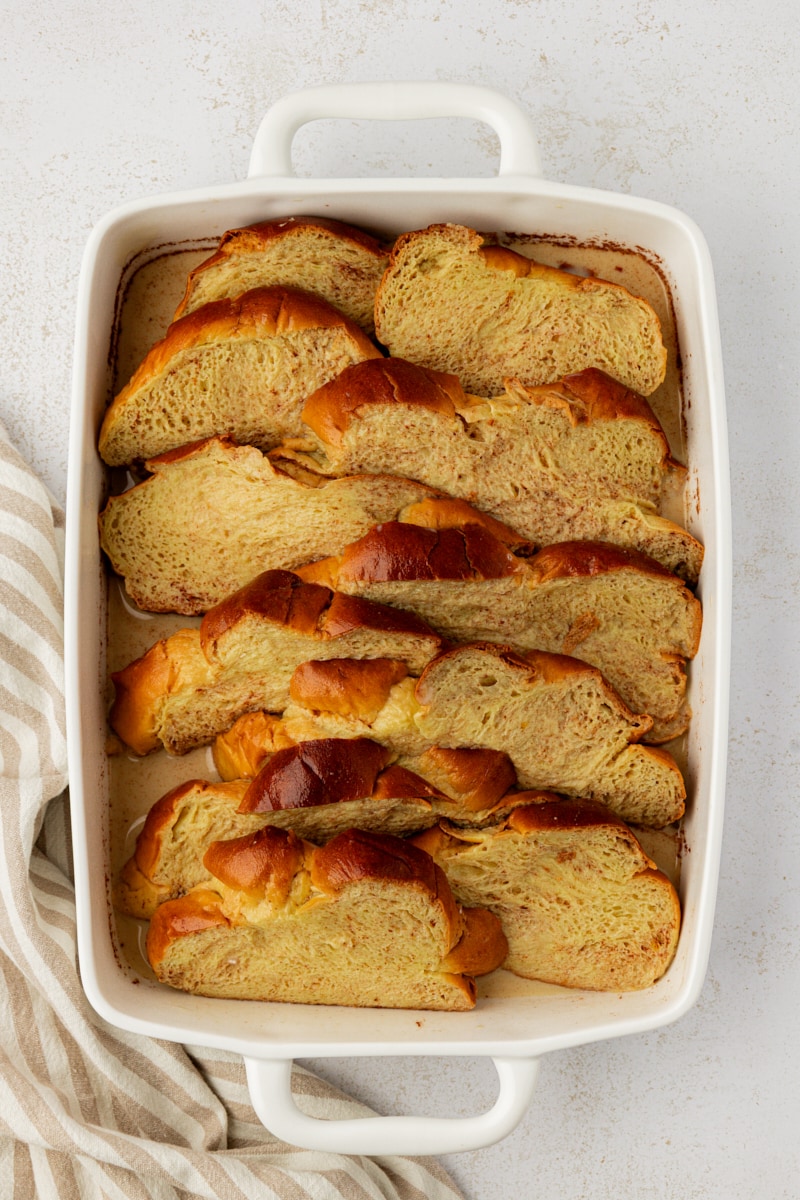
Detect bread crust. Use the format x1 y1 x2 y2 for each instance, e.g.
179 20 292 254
302 357 465 449
314 521 522 583
394 496 535 553
240 737 394 813
288 657 410 723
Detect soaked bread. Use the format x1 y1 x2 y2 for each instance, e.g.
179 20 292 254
299 359 703 582
108 570 441 756
373 223 667 395
98 285 382 467
114 738 523 919
146 827 507 1010
298 526 702 742
174 215 391 333
412 799 681 991
210 643 686 828
99 436 440 614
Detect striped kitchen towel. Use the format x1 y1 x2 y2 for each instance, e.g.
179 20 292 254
0 421 465 1200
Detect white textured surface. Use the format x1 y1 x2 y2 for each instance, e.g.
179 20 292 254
2 0 797 1195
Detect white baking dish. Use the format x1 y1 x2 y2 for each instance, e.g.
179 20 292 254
64 82 730 1156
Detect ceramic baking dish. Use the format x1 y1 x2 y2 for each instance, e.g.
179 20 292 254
64 82 730 1156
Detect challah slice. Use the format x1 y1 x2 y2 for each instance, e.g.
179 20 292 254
213 701 517 794
109 571 441 757
115 738 523 919
146 827 508 1010
373 223 667 395
213 645 686 827
98 285 383 467
412 644 685 826
412 799 681 991
297 359 703 582
174 216 391 334
298 527 702 742
98 437 442 614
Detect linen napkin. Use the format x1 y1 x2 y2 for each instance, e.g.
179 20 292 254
0 420 465 1200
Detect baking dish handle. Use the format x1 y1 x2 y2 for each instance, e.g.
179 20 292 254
248 81 542 179
244 1054 540 1155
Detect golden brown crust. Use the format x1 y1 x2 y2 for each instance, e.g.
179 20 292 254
371 764 446 802
417 747 518 812
302 358 466 448
139 434 232 469
478 242 546 278
132 779 246 876
304 524 697 593
174 216 391 319
198 569 439 658
394 497 535 554
288 657 409 722
442 905 508 976
212 712 296 780
321 590 439 639
526 538 675 583
240 737 393 813
308 829 454 920
295 506 533 589
504 795 632 835
203 825 308 899
327 521 523 584
557 368 666 433
109 629 211 756
146 890 231 969
199 570 333 650
109 641 174 757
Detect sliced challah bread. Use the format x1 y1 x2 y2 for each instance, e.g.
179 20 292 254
99 440 532 615
298 527 702 742
412 799 681 991
411 644 685 826
297 359 703 582
173 215 391 334
98 285 383 467
212 645 685 827
373 223 667 395
109 571 441 757
115 737 522 919
213 705 517 794
146 827 508 1010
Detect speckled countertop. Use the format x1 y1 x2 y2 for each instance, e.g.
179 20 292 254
2 1 797 1195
